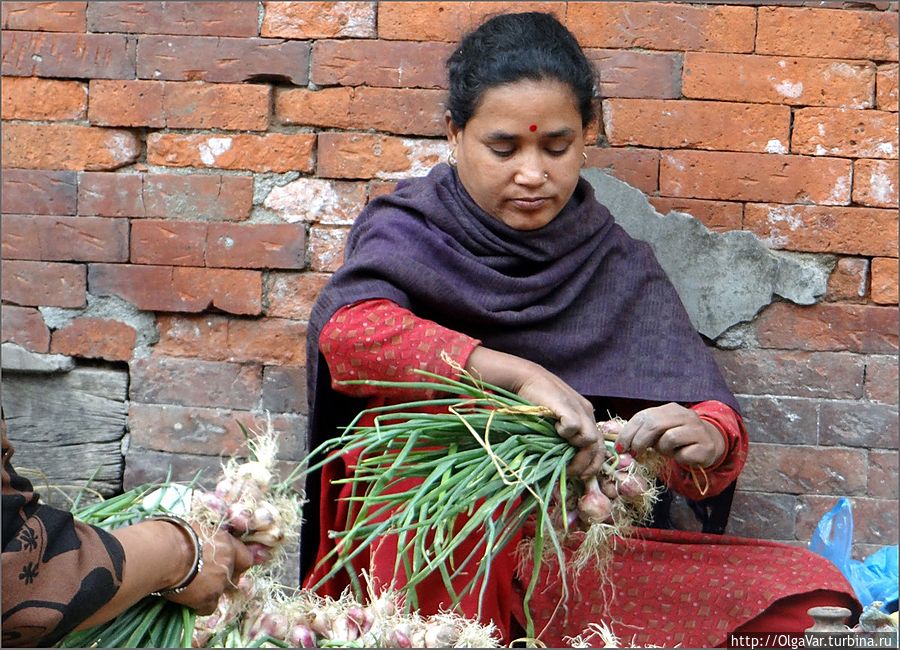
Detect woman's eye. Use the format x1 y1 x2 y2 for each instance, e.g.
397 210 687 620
489 147 515 158
547 146 570 156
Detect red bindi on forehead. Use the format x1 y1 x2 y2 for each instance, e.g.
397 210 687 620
529 124 538 132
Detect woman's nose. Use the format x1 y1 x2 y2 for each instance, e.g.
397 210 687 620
514 153 546 185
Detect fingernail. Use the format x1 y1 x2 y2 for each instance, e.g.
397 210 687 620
615 443 624 453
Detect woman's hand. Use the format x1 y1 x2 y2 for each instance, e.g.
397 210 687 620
615 403 725 468
465 346 605 479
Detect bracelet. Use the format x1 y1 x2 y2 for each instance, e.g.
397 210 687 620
148 515 204 596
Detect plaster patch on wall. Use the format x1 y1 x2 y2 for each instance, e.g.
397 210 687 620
775 80 803 98
869 170 896 204
766 139 788 154
198 137 233 165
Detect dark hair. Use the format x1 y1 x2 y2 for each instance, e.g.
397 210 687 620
446 12 597 128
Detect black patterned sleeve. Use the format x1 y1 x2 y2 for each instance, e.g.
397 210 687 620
2 422 125 648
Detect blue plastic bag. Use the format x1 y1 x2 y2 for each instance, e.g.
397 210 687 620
809 498 899 613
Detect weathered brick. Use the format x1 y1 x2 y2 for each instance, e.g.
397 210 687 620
741 443 867 495
865 354 899 405
147 133 315 173
793 108 898 159
276 86 444 136
728 491 799 540
820 399 898 448
660 151 852 204
317 133 448 180
77 172 144 217
87 2 258 36
683 53 875 108
871 257 899 305
154 314 307 365
87 79 165 127
877 63 898 111
50 317 136 362
1 305 49 352
206 223 306 270
853 159 898 208
755 302 898 354
262 365 308 414
567 3 756 53
367 181 399 201
1 214 129 262
130 220 208 266
825 257 869 302
309 225 349 272
1 124 139 171
266 271 330 320
603 99 790 153
130 355 261 409
714 349 865 399
585 148 659 194
1 31 134 79
311 40 454 88
735 395 818 446
1 259 85 308
797 496 898 547
586 49 681 100
1 169 76 215
89 264 262 315
143 174 254 221
648 197 742 232
137 36 309 85
744 204 898 257
1 2 85 32
262 1 375 38
264 178 367 225
123 448 225 490
756 7 898 61
1 77 87 119
868 450 899 499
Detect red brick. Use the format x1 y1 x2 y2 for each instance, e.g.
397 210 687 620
820 399 898 448
88 264 262 315
367 181 399 201
825 257 869 302
567 3 756 52
155 314 307 365
755 302 898 354
263 178 367 225
868 451 899 499
1 2 86 32
1 77 87 119
797 496 898 547
877 64 898 111
266 272 330 320
309 226 349 272
585 147 659 194
756 7 898 61
1 169 76 215
1 123 139 171
1 214 129 262
1 31 135 79
377 2 565 42
276 86 445 136
50 317 136 362
1 259 85 307
735 395 818 446
871 257 899 305
728 491 799 541
206 223 306 270
262 366 307 414
130 220 208 266
866 355 899 405
648 197 742 232
660 151 852 204
586 49 681 100
77 172 144 217
603 99 790 153
713 349 865 399
87 80 165 127
262 2 375 38
683 53 875 109
143 174 253 221
87 2 258 37
147 133 315 173
311 40 454 88
744 204 897 257
792 108 898 159
854 159 899 208
317 133 448 180
130 355 261 409
741 443 867 495
1 305 49 352
136 36 309 85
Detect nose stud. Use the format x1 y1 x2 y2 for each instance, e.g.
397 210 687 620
543 172 549 179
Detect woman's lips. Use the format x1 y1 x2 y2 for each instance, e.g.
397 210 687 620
510 197 550 211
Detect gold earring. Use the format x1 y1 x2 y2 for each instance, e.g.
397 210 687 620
582 151 588 168
448 148 458 167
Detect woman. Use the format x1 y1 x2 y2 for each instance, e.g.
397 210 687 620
1 417 252 647
303 12 857 647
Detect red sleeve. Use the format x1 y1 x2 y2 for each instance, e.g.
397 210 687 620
319 299 481 402
662 400 748 500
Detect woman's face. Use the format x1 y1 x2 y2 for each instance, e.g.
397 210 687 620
446 78 586 231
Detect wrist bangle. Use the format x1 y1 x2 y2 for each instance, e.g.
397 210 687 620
148 515 203 596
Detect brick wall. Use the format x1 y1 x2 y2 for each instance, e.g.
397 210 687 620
1 1 897 557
